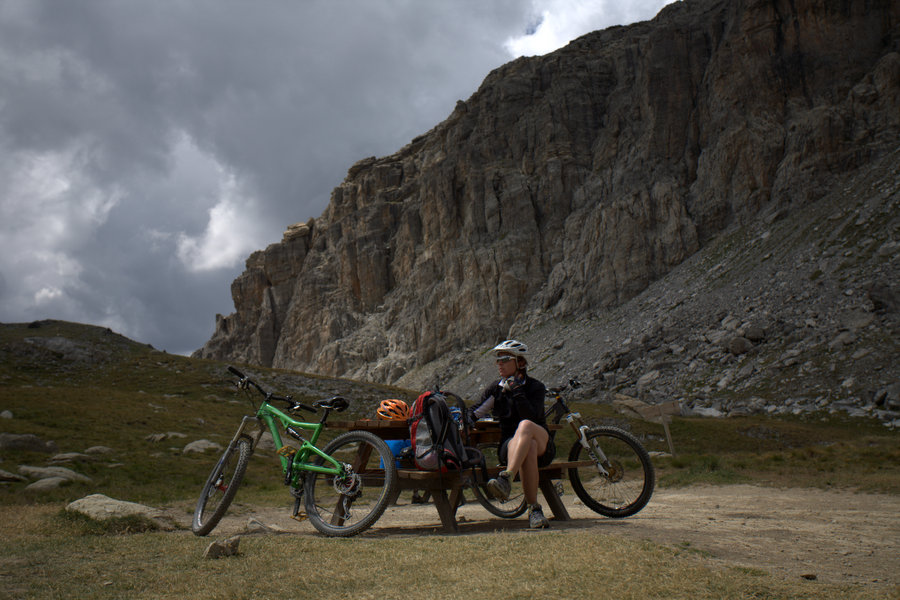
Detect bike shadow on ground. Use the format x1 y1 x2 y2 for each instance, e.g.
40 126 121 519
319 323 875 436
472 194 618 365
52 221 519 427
359 515 612 538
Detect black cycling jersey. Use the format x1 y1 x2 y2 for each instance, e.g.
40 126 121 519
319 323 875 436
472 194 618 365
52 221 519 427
468 374 548 446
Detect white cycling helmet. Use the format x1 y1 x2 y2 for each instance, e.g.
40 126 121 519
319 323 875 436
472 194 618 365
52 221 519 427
492 339 528 359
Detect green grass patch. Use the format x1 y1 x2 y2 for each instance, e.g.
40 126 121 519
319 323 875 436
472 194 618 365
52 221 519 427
659 454 747 487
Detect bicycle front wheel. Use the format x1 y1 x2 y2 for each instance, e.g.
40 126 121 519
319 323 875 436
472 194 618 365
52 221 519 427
304 431 398 537
470 442 527 518
192 437 252 535
568 426 654 518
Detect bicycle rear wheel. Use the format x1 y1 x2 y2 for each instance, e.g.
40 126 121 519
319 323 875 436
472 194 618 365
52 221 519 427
568 426 654 518
192 437 252 535
470 442 527 518
304 431 398 537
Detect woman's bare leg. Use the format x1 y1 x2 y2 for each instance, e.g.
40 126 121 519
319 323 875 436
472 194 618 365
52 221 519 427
504 421 549 505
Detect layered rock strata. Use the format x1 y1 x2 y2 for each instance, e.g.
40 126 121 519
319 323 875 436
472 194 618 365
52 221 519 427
196 0 900 384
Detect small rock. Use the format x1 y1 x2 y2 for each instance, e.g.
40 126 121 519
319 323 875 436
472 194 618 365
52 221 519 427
183 440 224 454
690 406 725 418
840 310 874 331
882 383 900 411
801 573 817 581
721 315 741 330
25 477 69 491
0 410 12 419
0 468 28 482
637 370 660 387
829 331 856 349
246 517 288 535
84 446 115 455
19 465 92 483
742 326 766 343
867 283 899 314
706 330 730 345
726 337 754 355
716 373 733 390
204 536 241 559
875 240 899 258
49 452 93 464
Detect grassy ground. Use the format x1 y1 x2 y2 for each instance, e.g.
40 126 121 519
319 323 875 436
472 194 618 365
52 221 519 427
2 504 893 600
2 320 898 598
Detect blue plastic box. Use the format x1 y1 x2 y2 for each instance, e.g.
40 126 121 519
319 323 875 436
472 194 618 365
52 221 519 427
381 439 411 468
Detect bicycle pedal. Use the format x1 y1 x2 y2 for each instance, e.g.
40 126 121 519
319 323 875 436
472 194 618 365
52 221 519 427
291 512 308 522
277 445 297 458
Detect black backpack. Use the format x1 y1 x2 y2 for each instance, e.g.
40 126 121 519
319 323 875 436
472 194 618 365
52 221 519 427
409 390 483 473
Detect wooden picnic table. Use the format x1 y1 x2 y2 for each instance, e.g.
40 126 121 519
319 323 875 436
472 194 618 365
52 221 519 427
329 419 585 533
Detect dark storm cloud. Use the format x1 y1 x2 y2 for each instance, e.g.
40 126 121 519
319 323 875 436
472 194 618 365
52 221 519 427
0 0 669 355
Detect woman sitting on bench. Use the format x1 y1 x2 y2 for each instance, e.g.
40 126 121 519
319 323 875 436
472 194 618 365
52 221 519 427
468 340 555 529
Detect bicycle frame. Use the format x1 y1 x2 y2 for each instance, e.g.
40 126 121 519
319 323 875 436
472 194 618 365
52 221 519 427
193 365 400 538
231 400 345 485
546 384 611 476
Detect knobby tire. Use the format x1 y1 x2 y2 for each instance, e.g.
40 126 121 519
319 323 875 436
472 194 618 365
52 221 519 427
304 430 398 537
191 437 252 535
568 426 654 518
470 442 527 518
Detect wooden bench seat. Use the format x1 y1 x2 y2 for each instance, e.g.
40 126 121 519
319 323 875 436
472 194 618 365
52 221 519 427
390 460 594 533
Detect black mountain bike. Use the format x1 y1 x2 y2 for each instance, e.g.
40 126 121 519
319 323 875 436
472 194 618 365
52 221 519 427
472 379 655 519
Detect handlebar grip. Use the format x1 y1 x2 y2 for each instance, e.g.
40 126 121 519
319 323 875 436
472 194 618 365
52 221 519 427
228 366 245 379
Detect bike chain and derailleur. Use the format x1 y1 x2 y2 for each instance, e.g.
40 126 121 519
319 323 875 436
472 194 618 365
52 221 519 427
276 445 310 522
276 428 310 522
277 425 361 522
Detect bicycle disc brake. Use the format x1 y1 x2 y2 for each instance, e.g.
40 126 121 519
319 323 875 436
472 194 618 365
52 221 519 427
333 469 363 498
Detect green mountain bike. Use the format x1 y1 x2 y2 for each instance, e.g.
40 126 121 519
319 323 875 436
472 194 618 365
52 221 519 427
191 366 398 537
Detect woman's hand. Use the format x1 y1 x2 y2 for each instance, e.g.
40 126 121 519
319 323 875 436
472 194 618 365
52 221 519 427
500 376 524 392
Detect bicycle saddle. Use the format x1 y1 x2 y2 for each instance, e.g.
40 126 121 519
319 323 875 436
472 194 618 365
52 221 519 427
315 396 348 412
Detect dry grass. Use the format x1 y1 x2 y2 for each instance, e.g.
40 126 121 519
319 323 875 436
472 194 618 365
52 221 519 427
1 505 894 600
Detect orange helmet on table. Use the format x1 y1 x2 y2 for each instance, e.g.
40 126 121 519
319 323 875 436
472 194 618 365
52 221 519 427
376 398 409 421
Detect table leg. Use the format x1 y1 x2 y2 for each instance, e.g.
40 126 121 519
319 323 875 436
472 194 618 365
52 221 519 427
539 477 570 521
430 489 460 533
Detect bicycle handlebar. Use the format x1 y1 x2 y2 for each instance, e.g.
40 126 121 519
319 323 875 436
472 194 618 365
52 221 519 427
227 366 317 414
548 377 582 395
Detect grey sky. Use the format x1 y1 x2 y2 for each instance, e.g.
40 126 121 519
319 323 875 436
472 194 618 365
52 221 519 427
0 0 670 355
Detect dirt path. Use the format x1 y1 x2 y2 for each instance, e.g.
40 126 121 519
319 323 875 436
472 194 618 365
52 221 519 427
185 484 900 589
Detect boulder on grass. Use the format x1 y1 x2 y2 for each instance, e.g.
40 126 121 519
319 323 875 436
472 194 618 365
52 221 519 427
66 493 176 530
0 469 27 483
25 477 69 491
183 439 223 454
18 465 92 483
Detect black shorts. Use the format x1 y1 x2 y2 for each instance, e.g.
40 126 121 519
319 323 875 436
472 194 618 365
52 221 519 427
498 436 556 468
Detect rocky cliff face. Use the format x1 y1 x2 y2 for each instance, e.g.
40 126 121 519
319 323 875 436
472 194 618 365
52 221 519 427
195 0 900 391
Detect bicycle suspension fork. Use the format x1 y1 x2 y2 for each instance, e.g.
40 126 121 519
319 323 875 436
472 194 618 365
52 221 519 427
564 413 610 477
